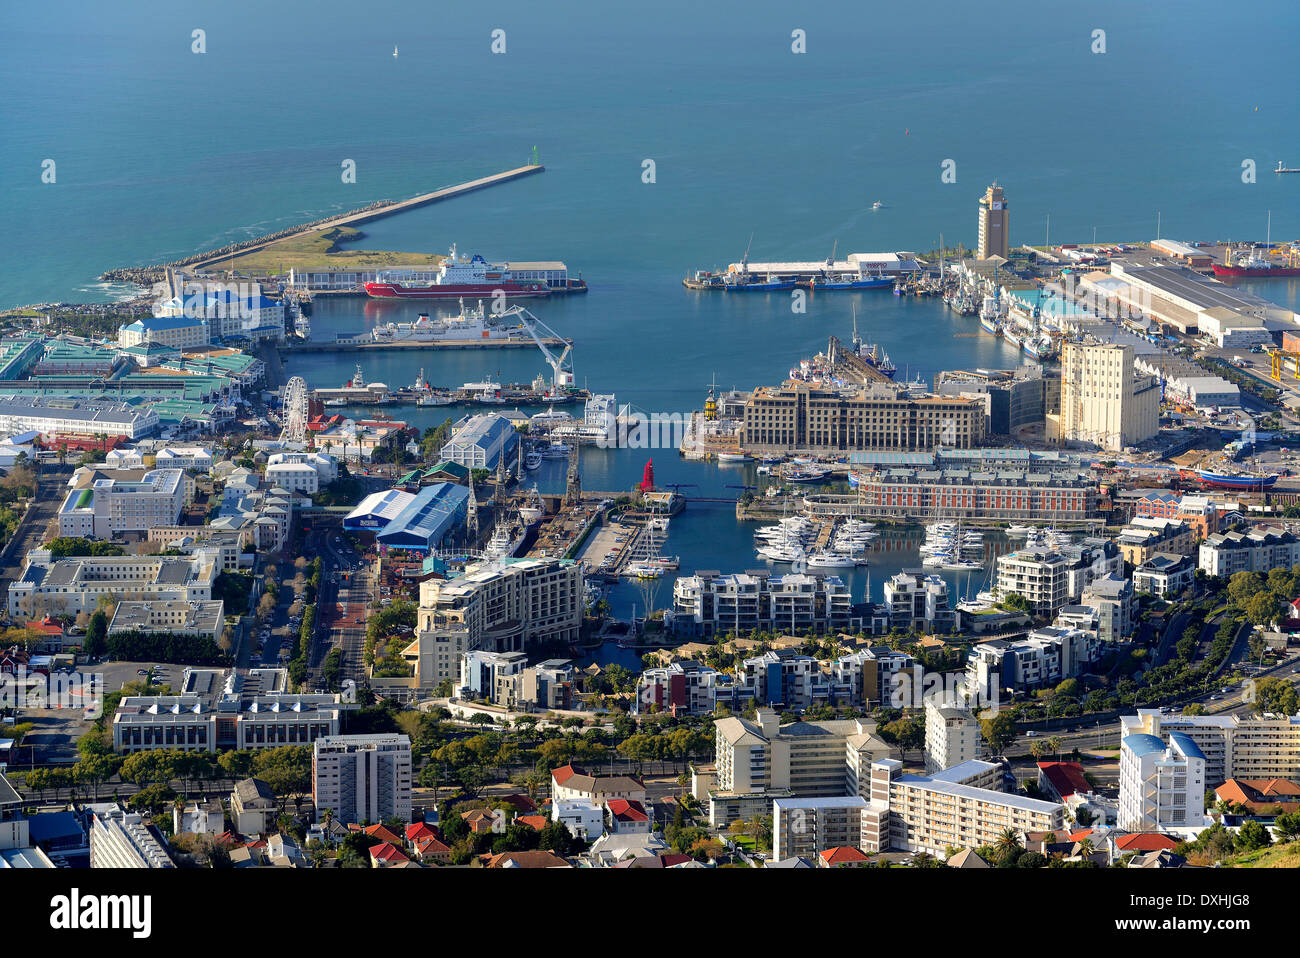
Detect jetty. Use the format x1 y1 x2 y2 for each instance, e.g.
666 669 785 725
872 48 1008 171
285 334 568 353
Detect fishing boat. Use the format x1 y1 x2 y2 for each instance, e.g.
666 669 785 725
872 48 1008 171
724 274 799 291
804 272 893 291
1195 470 1279 490
783 466 828 483
717 451 750 462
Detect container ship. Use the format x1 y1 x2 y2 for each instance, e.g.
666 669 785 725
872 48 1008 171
364 244 554 299
1211 256 1300 278
370 299 531 344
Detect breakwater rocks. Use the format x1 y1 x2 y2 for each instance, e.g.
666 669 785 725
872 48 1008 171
98 199 398 286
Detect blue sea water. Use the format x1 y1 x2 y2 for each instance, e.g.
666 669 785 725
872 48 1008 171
3 0 1298 614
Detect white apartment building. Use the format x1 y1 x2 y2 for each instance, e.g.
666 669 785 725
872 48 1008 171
57 468 186 539
772 796 868 861
1057 341 1160 451
1121 708 1300 786
9 549 218 618
1198 525 1300 577
405 558 583 687
312 734 413 827
88 803 175 868
966 626 1102 693
883 570 955 633
1080 574 1133 642
1118 731 1209 833
670 571 856 637
995 540 1121 617
862 759 1064 856
924 698 982 774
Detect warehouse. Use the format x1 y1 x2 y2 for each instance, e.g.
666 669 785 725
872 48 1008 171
343 489 416 532
376 482 471 553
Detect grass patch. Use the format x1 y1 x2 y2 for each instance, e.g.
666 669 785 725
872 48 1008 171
1226 842 1300 868
217 226 442 273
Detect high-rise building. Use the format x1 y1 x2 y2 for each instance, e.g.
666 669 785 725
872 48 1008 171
977 182 1009 260
1056 341 1160 451
1118 731 1209 832
88 803 174 868
312 734 413 827
924 698 982 773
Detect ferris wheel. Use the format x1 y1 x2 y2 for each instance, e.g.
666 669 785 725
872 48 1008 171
280 376 309 444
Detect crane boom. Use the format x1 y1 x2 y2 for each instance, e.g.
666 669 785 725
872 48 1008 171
514 306 574 398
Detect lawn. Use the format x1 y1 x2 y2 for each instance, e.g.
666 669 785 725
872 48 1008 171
216 226 442 274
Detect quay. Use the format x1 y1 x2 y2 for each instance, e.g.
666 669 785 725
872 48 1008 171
284 335 568 353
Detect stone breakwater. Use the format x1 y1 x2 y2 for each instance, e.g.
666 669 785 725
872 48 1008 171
98 199 398 286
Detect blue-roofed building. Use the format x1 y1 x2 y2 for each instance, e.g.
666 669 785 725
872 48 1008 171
344 489 416 532
118 314 210 350
376 482 471 553
1119 728 1209 834
156 286 285 342
441 414 519 471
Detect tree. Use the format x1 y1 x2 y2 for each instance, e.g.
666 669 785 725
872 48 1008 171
1273 811 1300 842
84 608 109 658
980 709 1017 754
1236 819 1273 852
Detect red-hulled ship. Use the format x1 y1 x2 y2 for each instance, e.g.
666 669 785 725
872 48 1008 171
1212 239 1300 277
363 243 553 299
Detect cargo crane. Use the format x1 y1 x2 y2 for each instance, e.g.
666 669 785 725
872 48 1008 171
515 306 574 399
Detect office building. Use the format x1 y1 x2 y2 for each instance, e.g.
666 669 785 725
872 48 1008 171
108 599 225 643
112 668 343 753
312 734 413 827
0 395 159 441
976 182 1009 260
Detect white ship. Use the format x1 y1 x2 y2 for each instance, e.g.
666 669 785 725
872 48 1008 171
370 298 530 344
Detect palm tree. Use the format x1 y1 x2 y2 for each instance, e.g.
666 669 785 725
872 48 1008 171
1029 740 1047 762
995 828 1022 862
1047 736 1063 761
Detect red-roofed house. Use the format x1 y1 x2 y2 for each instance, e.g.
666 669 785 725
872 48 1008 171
819 846 869 868
516 815 548 832
369 842 410 867
405 822 438 843
485 850 571 869
1215 778 1300 815
1113 833 1179 854
362 824 403 846
498 793 539 815
606 798 651 834
1037 761 1091 803
412 835 451 864
462 807 500 834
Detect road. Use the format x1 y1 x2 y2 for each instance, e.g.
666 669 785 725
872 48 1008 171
0 464 72 590
306 520 375 689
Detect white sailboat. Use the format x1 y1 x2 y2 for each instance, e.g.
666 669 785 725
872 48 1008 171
393 45 399 57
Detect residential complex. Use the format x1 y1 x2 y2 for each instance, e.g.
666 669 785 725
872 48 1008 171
88 803 175 868
669 570 859 637
1198 525 1300 578
1118 731 1209 833
57 468 186 539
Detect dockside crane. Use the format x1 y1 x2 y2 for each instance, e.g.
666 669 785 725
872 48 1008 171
514 306 574 399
